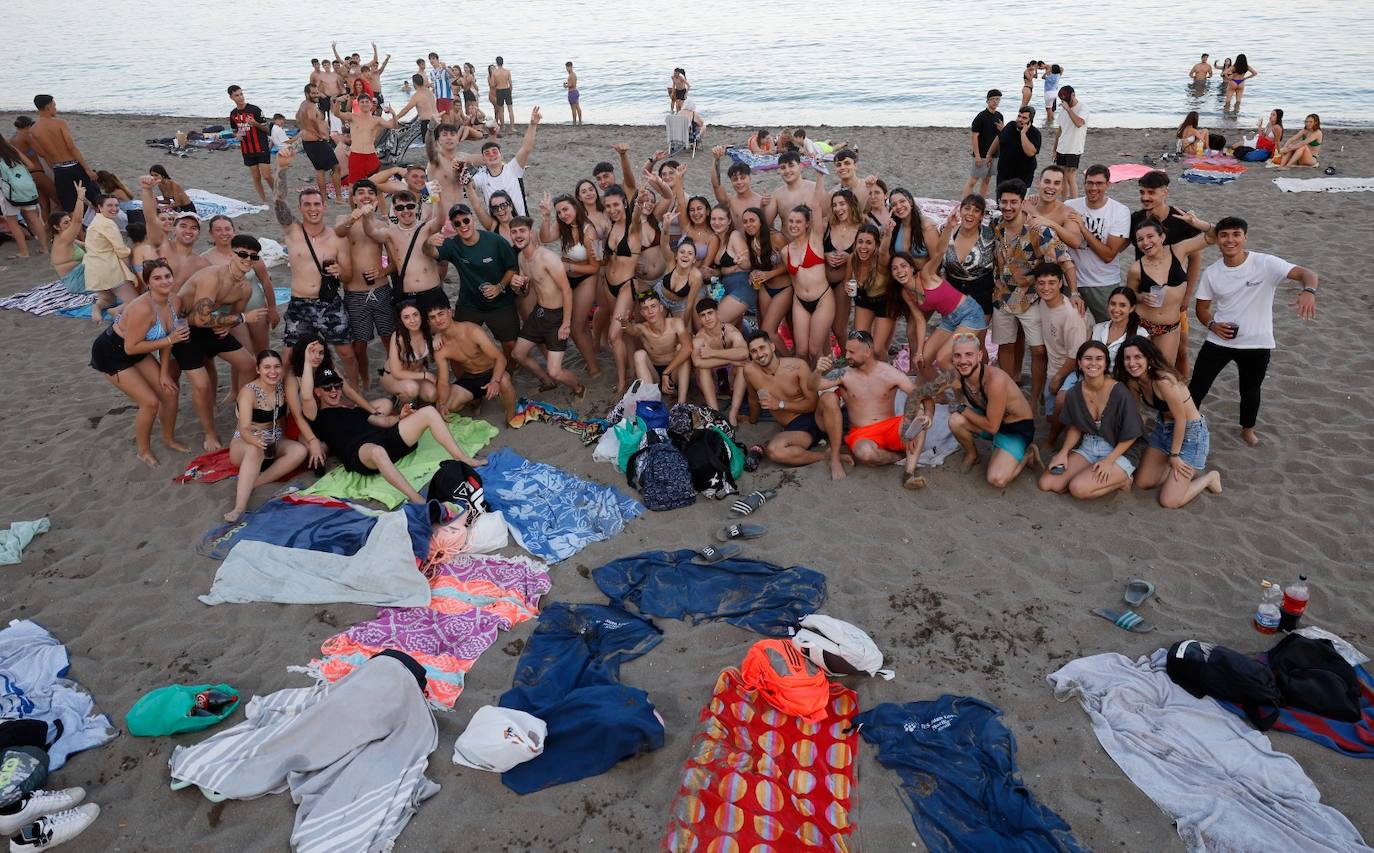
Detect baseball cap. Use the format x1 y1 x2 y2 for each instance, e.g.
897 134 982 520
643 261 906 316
314 366 343 388
448 203 473 220
451 705 546 772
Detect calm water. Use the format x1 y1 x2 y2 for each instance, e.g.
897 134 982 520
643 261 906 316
5 0 1370 129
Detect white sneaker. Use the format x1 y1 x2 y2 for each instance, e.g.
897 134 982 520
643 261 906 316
0 790 85 837
8 804 99 851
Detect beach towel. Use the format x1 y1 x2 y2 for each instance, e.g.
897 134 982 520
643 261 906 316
593 549 826 637
1049 651 1370 853
662 667 859 853
299 554 549 709
169 654 440 853
1108 163 1159 183
725 147 831 175
1218 656 1374 758
0 281 93 316
299 416 497 509
195 493 431 561
1181 169 1238 185
479 448 643 563
856 697 1088 853
499 603 664 794
173 448 238 484
510 398 610 444
1186 160 1246 174
121 189 267 221
0 518 49 566
0 620 117 771
199 509 433 607
1274 176 1374 193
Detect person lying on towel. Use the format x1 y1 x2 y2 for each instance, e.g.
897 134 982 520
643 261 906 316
301 365 485 502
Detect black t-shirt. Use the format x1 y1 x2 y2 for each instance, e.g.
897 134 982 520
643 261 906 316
996 124 1042 183
971 109 1005 157
308 406 377 458
1130 205 1201 259
230 104 270 155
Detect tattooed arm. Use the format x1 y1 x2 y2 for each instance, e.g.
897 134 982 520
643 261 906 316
274 149 297 230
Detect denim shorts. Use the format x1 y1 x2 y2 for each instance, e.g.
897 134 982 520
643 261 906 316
937 296 987 333
1074 433 1136 476
1045 371 1079 419
1148 417 1210 469
720 271 757 311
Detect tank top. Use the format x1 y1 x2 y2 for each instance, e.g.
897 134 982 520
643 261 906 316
914 278 963 316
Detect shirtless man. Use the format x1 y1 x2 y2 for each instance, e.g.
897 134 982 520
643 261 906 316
393 73 440 142
564 61 582 125
28 95 98 212
946 333 1041 488
509 216 582 394
1025 165 1084 252
491 56 515 133
272 149 355 374
1189 54 1214 84
624 292 691 404
317 60 346 113
425 123 469 214
765 150 815 230
139 176 210 285
332 181 393 387
668 68 689 113
832 149 872 218
731 329 846 480
296 84 342 201
689 298 748 410
427 305 518 425
812 330 926 489
174 236 267 450
331 92 396 187
364 189 446 313
596 144 638 196
710 146 767 228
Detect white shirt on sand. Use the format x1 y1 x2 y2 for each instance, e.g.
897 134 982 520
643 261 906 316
1195 251 1294 349
1065 196 1129 287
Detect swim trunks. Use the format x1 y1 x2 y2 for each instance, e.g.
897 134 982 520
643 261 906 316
454 302 519 342
567 88 580 105
51 162 100 213
455 369 494 400
171 325 244 371
241 150 271 168
436 97 453 114
517 305 567 352
284 295 351 346
844 415 905 453
496 88 513 106
975 415 1035 463
780 411 825 449
302 139 338 171
344 283 397 342
346 151 380 185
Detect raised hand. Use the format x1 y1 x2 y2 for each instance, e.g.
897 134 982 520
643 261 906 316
530 106 542 125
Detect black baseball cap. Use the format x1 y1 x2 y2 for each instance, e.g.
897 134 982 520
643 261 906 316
448 203 473 220
314 366 343 388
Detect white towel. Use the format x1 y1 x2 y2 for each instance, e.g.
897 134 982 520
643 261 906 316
1273 176 1374 193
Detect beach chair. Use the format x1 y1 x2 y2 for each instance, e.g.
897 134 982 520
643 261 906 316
377 119 427 164
666 112 697 158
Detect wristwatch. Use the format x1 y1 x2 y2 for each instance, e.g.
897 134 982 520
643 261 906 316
778 401 785 411
954 403 967 414
1300 287 1317 295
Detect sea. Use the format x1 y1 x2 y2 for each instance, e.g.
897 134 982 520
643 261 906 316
4 0 1370 129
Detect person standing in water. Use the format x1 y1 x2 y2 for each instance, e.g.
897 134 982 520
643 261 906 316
564 62 582 125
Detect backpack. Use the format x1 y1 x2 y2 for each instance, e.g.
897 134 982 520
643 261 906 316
668 402 734 441
790 614 894 680
1166 640 1283 729
626 442 696 511
0 159 38 207
427 459 489 519
1266 634 1361 722
678 428 739 499
636 400 670 431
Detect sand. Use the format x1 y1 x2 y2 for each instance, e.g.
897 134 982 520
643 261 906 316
1 113 1371 852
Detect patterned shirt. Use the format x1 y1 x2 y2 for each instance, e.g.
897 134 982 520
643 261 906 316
429 65 453 100
992 217 1070 314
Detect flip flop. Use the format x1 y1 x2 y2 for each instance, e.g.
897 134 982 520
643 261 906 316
693 543 741 564
729 489 777 517
1123 579 1155 608
1092 608 1155 633
715 523 767 542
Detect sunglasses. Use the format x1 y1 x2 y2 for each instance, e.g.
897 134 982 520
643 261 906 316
847 330 874 343
320 383 343 391
490 202 511 212
393 203 418 211
233 250 260 261
451 216 472 226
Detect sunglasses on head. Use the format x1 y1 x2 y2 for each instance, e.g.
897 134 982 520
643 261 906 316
233 250 260 261
393 202 418 211
847 330 873 343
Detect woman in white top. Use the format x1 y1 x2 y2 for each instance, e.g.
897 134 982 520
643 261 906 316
1091 286 1139 371
539 191 602 377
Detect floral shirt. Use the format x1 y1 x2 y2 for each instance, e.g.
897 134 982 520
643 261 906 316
992 217 1070 314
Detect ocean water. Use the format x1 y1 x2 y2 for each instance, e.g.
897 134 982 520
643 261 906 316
4 0 1370 129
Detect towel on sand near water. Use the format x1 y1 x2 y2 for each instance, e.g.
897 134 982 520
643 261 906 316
299 416 498 509
1 518 50 566
121 189 268 221
1274 176 1374 193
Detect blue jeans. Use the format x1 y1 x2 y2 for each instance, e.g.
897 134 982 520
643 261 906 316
1148 417 1210 469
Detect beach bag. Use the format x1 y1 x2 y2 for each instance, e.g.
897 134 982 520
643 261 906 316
606 379 661 426
790 614 894 680
1267 634 1361 722
636 400 670 431
627 442 696 511
0 160 38 207
428 459 488 519
740 640 830 722
668 402 735 441
680 429 739 499
614 416 648 473
125 683 241 736
0 720 54 808
453 705 546 772
1166 640 1282 729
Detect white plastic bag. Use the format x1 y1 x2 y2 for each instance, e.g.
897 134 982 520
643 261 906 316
594 380 662 463
465 510 509 553
791 614 894 680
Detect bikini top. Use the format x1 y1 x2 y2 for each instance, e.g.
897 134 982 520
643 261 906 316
248 383 286 424
822 226 855 255
661 269 691 298
604 223 633 258
715 247 737 269
1141 385 1173 415
1141 249 1188 289
564 242 589 263
400 337 432 369
143 305 174 342
785 242 825 276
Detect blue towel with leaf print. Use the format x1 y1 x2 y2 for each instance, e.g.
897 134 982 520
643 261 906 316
479 449 643 562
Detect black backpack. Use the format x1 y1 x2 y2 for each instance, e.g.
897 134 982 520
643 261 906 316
1166 640 1283 729
678 429 740 499
626 442 696 511
1266 634 1361 722
427 459 489 519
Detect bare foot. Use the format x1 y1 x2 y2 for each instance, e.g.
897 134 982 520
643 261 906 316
585 367 603 380
1241 427 1260 447
960 451 980 473
830 459 848 481
163 438 190 453
903 473 926 490
203 435 223 453
1205 471 1224 494
537 380 557 393
1025 444 1044 471
223 509 244 523
136 450 160 468
573 384 586 398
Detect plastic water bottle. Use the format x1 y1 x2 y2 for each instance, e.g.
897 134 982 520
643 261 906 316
1253 580 1281 634
1278 574 1309 631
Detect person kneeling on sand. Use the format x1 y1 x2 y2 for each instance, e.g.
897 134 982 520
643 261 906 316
301 365 483 503
1038 340 1142 499
426 305 519 426
947 332 1041 488
811 330 927 489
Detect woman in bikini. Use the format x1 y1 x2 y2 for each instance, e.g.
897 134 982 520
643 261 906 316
539 192 601 376
148 165 194 212
655 212 704 324
848 224 893 361
1091 286 1139 369
1038 340 1143 500
676 194 713 269
934 195 996 325
1020 61 1039 109
49 185 87 293
783 169 833 365
225 349 319 522
890 253 986 377
707 202 753 327
1223 53 1257 112
876 188 939 272
744 206 792 355
1116 335 1222 508
202 215 277 354
1272 114 1322 169
1176 111 1208 155
87 260 190 467
824 187 861 344
380 301 439 403
1126 213 1212 367
1254 109 1284 160
601 186 643 393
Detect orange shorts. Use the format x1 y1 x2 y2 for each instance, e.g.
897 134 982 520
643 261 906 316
844 415 904 453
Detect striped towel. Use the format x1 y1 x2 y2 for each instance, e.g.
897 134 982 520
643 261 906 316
0 280 94 315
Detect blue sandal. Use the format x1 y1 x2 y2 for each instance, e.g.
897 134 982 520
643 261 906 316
1093 608 1155 633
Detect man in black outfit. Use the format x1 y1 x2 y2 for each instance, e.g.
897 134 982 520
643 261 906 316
990 106 1041 191
963 89 1004 197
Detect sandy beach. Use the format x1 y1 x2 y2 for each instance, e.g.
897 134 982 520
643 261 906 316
1 113 1371 852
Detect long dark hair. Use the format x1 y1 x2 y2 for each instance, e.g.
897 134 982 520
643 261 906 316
395 302 435 367
1177 111 1200 139
851 223 884 292
552 193 590 253
1233 53 1249 75
573 178 604 215
886 251 923 320
289 334 334 377
1113 334 1182 386
888 188 926 256
0 136 25 168
1106 285 1141 344
742 206 773 271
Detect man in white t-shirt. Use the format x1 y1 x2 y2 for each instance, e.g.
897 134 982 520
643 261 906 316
1188 215 1319 447
1052 85 1088 199
1064 164 1130 323
462 106 540 217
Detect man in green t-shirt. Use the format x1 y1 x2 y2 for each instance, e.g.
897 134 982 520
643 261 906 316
425 202 520 354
